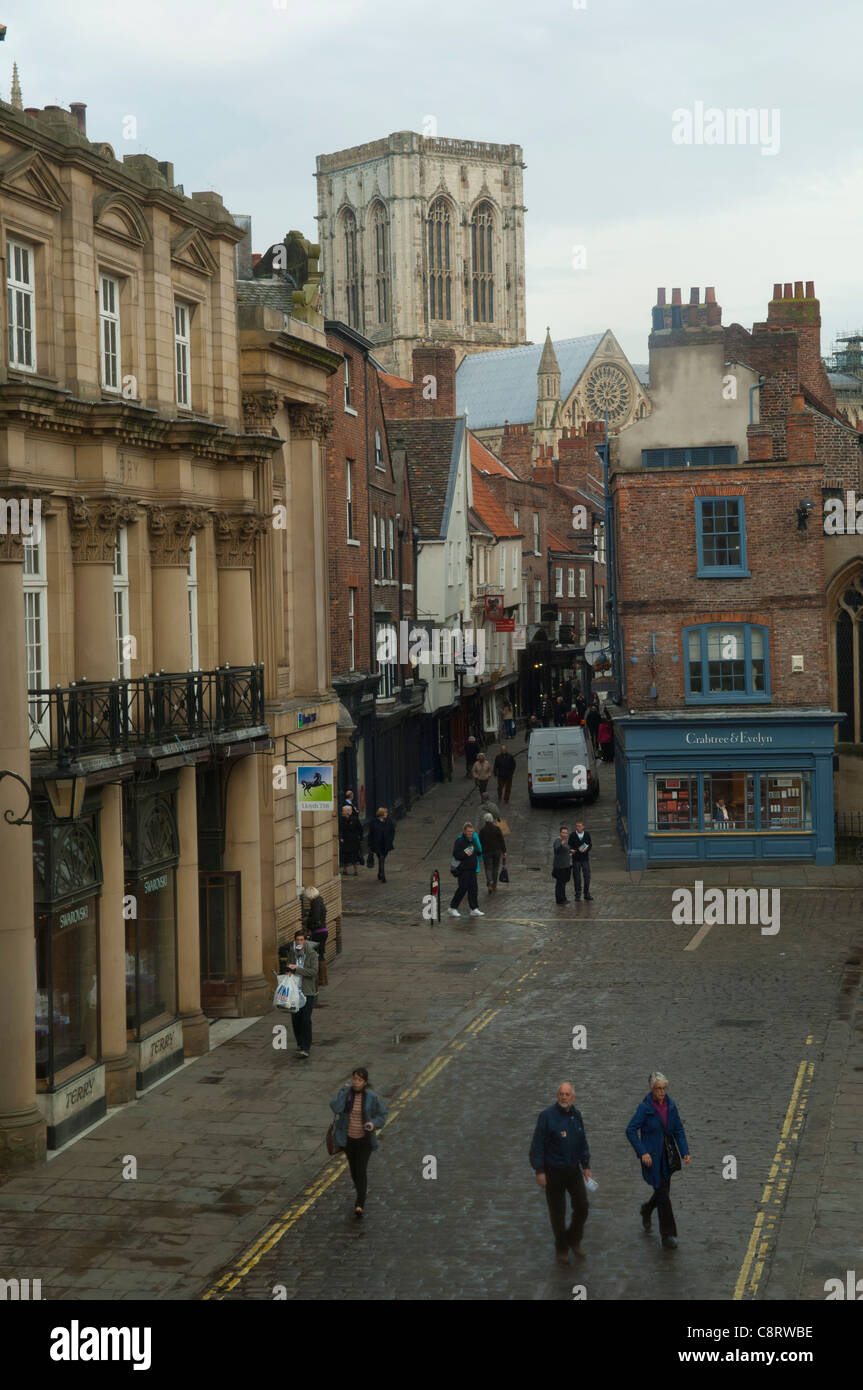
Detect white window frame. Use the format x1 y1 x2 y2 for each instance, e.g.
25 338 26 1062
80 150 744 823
533 512 540 555
447 541 453 586
388 517 395 579
512 543 518 587
375 428 385 469
174 301 191 407
7 238 36 371
513 507 519 528
554 565 563 598
533 579 542 624
521 574 527 625
579 609 587 645
498 544 505 587
346 460 354 539
372 512 378 578
348 588 356 672
579 568 587 598
114 527 131 678
24 533 49 745
376 622 396 698
99 273 121 392
187 533 199 669
567 566 575 598
379 514 386 581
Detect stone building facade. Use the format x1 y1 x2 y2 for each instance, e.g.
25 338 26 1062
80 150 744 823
315 131 528 378
0 100 340 1168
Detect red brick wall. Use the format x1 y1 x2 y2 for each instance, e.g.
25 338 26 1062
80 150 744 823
614 463 829 707
500 422 533 479
378 346 456 420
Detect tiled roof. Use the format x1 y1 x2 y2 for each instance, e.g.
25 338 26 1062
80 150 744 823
547 526 575 551
378 370 413 390
456 333 605 428
390 417 461 538
468 432 518 478
470 468 522 539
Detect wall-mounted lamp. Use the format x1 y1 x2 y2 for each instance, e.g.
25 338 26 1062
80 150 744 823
796 499 814 531
44 775 88 822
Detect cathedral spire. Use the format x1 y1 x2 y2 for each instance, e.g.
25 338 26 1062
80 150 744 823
10 61 22 110
538 326 560 378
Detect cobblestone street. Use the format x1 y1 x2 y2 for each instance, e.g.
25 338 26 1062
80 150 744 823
2 744 861 1302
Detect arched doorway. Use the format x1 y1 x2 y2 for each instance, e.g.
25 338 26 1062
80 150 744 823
828 566 863 742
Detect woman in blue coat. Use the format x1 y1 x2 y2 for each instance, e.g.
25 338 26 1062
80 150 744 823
625 1071 691 1247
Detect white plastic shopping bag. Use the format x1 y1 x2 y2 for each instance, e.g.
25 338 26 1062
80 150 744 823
273 971 306 1013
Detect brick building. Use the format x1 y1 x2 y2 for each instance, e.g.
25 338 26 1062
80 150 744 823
609 283 863 869
323 321 425 821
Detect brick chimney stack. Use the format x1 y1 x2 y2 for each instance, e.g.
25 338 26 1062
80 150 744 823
760 281 835 414
650 286 723 340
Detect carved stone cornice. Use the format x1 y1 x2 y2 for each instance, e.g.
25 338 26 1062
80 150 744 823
213 511 269 569
242 391 281 434
69 498 140 564
287 403 333 442
0 531 25 563
147 506 208 567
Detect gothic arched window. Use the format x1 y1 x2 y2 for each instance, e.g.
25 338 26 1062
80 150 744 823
471 200 495 323
428 199 452 321
835 573 863 741
371 202 389 325
342 209 360 329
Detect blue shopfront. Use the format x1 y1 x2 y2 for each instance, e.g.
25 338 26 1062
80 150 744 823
613 710 839 869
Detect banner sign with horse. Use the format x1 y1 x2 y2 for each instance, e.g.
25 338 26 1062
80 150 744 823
297 765 334 809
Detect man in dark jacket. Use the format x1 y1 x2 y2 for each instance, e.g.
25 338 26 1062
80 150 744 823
282 929 319 1058
584 698 601 753
464 732 481 776
553 695 568 727
551 825 574 904
447 821 484 918
493 745 516 804
530 1081 592 1264
525 715 540 742
368 807 395 882
568 821 593 900
478 813 506 893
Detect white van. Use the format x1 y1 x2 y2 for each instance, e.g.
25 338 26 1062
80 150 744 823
527 726 600 807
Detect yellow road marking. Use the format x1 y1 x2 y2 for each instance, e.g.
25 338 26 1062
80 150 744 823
733 1055 814 1300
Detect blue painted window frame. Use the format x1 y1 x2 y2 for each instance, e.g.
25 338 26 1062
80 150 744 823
695 495 750 578
683 622 770 704
642 445 738 469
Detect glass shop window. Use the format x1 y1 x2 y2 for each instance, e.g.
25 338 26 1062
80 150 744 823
703 772 756 830
126 871 178 1036
760 773 812 830
648 775 697 830
35 900 100 1086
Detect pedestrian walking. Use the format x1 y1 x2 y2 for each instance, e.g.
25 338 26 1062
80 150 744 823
539 696 552 728
569 820 593 900
565 705 582 726
301 886 328 962
448 821 485 918
525 715 540 742
501 698 516 740
471 751 492 798
625 1071 691 1248
282 928 318 1058
529 1081 592 1265
341 789 361 821
329 1068 388 1218
479 812 506 894
464 732 481 776
478 795 502 825
585 698 600 754
339 804 364 875
492 744 516 803
551 824 574 904
368 806 395 882
598 709 614 762
553 695 568 727
575 691 587 721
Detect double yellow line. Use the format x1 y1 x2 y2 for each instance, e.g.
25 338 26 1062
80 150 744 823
733 1041 815 1300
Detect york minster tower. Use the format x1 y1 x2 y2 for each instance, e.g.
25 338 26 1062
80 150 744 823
315 131 528 378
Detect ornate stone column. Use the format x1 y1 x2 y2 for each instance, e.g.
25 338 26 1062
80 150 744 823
101 782 136 1104
0 530 46 1168
215 511 270 1015
69 498 138 681
147 506 208 672
176 763 208 1053
287 404 333 695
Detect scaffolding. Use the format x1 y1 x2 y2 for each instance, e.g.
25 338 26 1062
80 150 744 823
825 331 863 379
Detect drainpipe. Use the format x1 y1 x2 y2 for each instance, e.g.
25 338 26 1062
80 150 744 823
749 376 765 425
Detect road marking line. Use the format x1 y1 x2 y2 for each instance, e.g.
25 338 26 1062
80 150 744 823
733 1056 814 1300
683 922 713 951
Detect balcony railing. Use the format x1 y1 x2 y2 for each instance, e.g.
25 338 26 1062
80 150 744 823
28 665 265 765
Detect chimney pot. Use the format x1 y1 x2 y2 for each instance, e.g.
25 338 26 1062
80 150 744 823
690 287 699 304
671 287 682 305
656 288 666 306
252 253 261 266
773 283 782 300
783 282 792 298
805 280 815 298
705 287 716 304
69 102 87 134
794 280 804 298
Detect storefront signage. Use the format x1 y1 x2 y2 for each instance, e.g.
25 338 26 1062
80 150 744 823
138 1021 183 1073
684 730 774 745
36 1064 106 1131
512 626 527 651
59 904 89 928
494 618 515 632
297 764 334 811
298 711 318 729
144 873 168 894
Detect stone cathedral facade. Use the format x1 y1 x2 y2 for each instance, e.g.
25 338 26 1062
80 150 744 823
315 131 528 378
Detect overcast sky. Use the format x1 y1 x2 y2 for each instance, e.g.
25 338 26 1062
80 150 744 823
7 0 862 363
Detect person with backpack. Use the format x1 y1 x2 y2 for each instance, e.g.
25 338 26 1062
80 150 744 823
330 1068 388 1218
368 806 395 882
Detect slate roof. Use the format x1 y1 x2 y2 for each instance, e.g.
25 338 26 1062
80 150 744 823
828 371 861 391
456 333 605 429
389 417 463 539
632 363 650 387
236 278 295 312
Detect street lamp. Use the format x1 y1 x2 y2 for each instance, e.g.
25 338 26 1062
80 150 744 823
44 775 88 821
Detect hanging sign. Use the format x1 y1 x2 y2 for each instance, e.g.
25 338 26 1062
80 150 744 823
297 765 334 810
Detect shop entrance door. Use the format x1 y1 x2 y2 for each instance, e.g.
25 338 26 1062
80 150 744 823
199 870 242 1016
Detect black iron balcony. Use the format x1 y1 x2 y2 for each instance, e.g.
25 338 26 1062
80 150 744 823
28 665 265 765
